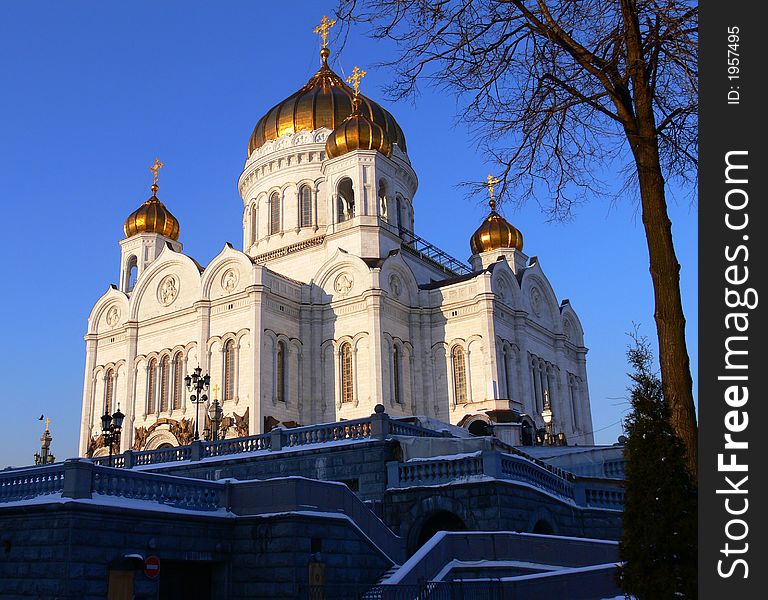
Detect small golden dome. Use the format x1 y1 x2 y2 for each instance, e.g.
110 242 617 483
470 209 524 255
325 98 393 159
247 49 406 156
124 184 180 240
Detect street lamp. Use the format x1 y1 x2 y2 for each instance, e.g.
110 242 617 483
100 404 125 467
185 366 210 441
541 389 554 445
207 386 223 442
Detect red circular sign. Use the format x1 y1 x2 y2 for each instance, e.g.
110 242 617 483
144 555 161 579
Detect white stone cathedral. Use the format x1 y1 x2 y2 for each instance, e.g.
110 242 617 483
79 42 593 458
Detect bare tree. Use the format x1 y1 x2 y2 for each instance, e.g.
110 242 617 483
338 0 698 477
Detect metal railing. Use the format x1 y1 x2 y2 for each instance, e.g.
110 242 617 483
380 221 472 276
297 581 505 599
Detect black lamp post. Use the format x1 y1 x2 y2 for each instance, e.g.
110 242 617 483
185 366 210 441
100 404 125 467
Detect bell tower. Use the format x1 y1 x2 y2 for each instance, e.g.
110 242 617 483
119 159 182 293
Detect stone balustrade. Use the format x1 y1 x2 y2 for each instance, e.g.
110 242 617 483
0 464 66 502
394 453 484 487
91 465 224 511
83 410 442 471
284 418 373 447
204 433 270 458
499 453 575 500
387 451 625 509
388 419 443 438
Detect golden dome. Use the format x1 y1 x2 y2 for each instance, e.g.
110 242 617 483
325 98 393 159
470 208 524 254
247 49 406 157
124 184 180 240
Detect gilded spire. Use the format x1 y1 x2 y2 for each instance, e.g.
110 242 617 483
485 174 500 212
150 158 164 196
314 15 337 63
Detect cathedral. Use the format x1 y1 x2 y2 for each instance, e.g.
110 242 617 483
79 29 593 458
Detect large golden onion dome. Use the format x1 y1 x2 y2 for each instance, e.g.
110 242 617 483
325 97 393 159
124 183 180 241
247 48 406 157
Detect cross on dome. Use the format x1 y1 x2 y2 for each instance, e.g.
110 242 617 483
485 174 500 210
347 66 367 97
313 15 336 49
150 158 164 189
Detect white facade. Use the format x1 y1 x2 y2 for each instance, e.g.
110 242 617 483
80 79 593 458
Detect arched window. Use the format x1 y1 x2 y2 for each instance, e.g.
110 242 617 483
250 203 258 243
503 348 513 399
147 358 157 414
126 255 138 292
340 342 353 404
159 355 170 411
378 180 388 221
452 347 467 404
569 373 581 429
223 340 235 401
337 178 355 222
299 185 312 227
396 195 403 233
276 341 286 402
172 352 184 410
269 191 280 235
393 345 402 404
104 368 114 414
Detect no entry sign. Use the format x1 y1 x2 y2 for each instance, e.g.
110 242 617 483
144 555 160 579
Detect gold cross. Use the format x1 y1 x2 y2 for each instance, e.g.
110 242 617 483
346 66 367 96
45 417 51 431
543 389 550 407
313 15 336 49
212 384 220 400
485 174 500 210
150 158 164 186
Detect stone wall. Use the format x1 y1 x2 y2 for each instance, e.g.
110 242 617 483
384 479 622 554
150 439 397 502
0 503 230 600
0 502 392 599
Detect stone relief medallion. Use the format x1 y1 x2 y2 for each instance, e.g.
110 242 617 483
221 269 239 293
497 280 508 303
106 306 120 328
563 319 573 341
334 272 354 297
389 274 402 299
530 287 542 317
158 275 179 306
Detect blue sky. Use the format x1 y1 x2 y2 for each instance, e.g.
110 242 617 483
0 1 697 468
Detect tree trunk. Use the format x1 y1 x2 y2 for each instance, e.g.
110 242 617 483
619 0 698 480
633 135 698 480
